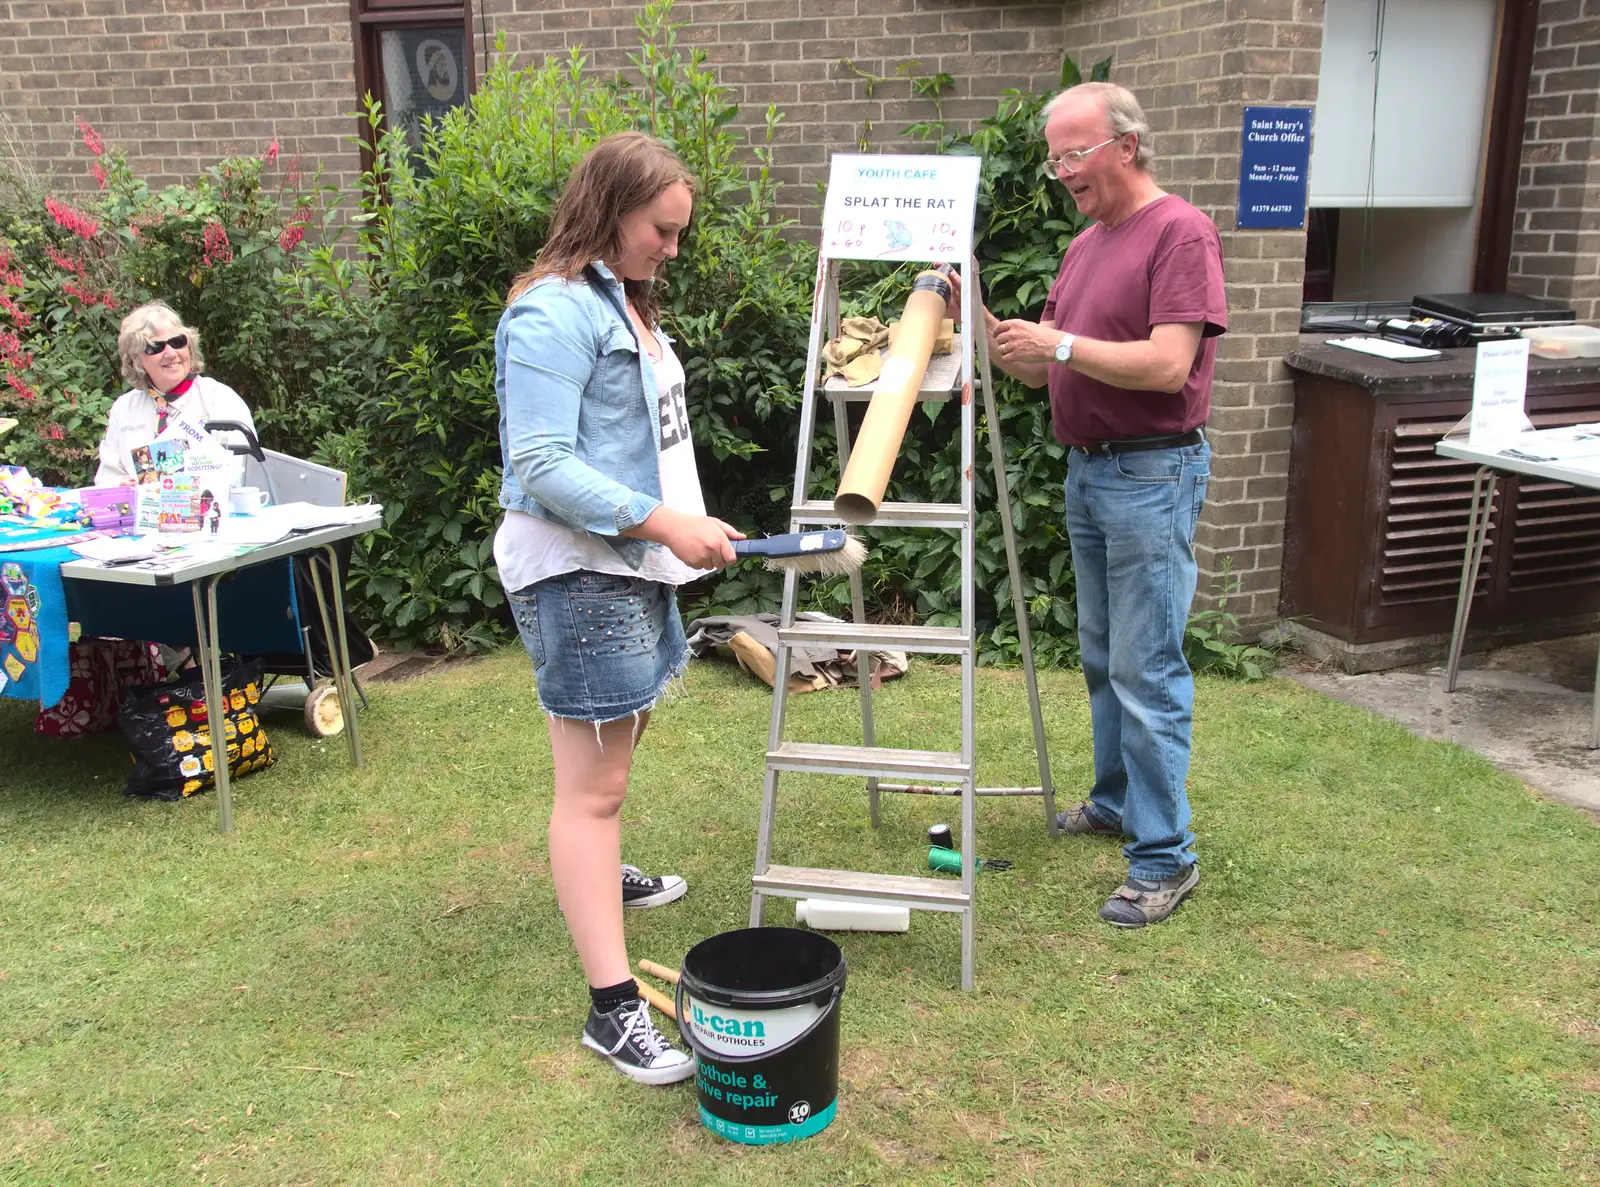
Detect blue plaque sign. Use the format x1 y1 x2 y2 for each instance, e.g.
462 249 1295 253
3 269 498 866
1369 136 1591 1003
1236 106 1312 229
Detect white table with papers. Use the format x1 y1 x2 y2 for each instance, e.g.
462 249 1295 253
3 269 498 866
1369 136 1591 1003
1436 432 1600 747
60 506 384 832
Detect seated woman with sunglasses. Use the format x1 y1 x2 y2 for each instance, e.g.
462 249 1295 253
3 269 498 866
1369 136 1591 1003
35 303 257 738
95 301 254 486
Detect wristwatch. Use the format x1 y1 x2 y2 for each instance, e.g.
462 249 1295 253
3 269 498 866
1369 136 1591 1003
1054 333 1076 365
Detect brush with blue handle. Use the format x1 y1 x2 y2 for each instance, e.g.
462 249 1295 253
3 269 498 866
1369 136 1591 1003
731 529 866 576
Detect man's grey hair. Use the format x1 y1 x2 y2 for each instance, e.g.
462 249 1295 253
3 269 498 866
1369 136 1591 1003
1042 82 1154 171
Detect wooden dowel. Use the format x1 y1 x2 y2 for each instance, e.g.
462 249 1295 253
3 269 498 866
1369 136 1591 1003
638 958 680 985
636 980 677 1021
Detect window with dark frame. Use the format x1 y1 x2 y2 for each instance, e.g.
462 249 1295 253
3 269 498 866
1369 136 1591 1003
351 0 475 161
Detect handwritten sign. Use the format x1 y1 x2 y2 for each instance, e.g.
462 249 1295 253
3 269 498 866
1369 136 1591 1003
1469 337 1531 448
820 153 981 263
1236 106 1312 229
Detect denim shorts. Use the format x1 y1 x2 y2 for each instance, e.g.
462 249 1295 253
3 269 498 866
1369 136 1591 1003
507 570 688 722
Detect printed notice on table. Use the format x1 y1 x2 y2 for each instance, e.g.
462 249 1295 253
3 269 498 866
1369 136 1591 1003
820 154 981 263
1469 338 1532 448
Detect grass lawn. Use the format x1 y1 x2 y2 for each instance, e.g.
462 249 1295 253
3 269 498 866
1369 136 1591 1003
3 651 1598 1185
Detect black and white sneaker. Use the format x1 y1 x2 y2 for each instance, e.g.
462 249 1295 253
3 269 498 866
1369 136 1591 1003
621 864 687 910
581 997 695 1085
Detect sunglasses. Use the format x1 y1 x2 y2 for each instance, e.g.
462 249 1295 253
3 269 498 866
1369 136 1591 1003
143 334 189 356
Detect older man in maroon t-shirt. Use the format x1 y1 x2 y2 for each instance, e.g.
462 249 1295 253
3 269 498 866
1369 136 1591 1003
955 82 1226 928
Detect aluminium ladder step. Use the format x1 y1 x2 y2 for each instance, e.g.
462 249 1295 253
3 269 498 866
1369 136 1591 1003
777 621 969 654
790 500 971 528
753 864 971 910
821 331 967 401
766 741 970 782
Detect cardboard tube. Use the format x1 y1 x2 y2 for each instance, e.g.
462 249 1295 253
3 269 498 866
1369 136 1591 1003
834 269 952 524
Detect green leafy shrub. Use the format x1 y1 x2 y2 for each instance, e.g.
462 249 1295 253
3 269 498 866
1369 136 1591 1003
307 3 813 652
1185 561 1278 680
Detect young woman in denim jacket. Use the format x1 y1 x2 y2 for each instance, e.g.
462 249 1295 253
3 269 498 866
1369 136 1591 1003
493 132 742 1084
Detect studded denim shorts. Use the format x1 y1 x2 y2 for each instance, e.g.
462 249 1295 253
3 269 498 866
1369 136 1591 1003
506 570 688 723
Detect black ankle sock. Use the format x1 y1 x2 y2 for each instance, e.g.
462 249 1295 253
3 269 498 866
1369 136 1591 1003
590 978 640 1015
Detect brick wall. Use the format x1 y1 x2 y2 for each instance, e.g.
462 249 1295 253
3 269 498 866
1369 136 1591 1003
6 0 1076 227
3 0 362 195
1508 0 1600 324
478 0 1070 227
1056 0 1323 624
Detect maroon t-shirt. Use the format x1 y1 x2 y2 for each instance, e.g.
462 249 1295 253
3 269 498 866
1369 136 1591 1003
1040 194 1227 446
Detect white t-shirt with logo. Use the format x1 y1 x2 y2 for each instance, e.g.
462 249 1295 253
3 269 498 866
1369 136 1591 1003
494 328 710 592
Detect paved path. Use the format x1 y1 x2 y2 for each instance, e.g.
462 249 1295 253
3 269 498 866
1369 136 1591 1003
1287 638 1600 818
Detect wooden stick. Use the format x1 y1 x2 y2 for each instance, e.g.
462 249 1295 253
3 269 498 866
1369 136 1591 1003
638 958 680 985
636 980 678 1021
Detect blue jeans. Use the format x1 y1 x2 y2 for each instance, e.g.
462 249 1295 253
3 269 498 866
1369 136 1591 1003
1065 440 1209 880
507 571 687 723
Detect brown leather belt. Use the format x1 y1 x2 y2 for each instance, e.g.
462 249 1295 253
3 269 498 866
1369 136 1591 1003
1074 428 1205 457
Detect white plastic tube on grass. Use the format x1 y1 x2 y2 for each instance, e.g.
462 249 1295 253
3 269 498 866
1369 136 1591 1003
795 897 911 933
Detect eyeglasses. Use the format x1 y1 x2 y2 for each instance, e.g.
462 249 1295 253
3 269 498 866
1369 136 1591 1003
1040 137 1119 179
142 334 189 356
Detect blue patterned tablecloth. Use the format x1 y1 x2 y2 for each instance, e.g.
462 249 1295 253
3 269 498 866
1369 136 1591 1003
0 523 81 709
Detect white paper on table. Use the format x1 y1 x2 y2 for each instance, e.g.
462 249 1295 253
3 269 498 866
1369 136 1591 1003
120 539 253 573
1468 338 1533 448
264 501 382 530
70 536 164 564
1496 426 1600 464
1325 335 1441 362
214 513 295 546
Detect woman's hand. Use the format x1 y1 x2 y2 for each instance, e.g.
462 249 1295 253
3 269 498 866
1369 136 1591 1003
627 506 743 569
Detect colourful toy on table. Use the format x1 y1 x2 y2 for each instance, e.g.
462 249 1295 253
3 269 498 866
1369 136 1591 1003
78 486 137 532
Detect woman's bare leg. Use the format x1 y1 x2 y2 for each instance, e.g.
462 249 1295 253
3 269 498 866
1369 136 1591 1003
546 711 649 987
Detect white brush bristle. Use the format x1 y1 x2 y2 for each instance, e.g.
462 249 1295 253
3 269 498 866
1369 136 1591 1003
764 534 867 576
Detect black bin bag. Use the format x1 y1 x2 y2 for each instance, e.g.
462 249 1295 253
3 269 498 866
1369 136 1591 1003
117 660 276 800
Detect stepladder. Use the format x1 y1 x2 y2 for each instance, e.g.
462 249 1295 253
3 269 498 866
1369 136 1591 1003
747 246 1058 991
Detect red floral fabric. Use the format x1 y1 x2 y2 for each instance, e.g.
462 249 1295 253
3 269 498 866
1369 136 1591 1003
34 639 169 738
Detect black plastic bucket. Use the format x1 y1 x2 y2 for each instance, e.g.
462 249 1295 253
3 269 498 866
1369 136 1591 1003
675 927 846 1145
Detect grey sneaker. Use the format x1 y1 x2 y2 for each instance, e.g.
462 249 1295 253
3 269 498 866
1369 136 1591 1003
1056 801 1122 836
1098 866 1199 928
581 997 695 1085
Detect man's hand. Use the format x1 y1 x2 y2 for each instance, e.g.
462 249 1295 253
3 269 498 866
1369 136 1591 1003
625 506 743 569
993 319 1066 366
941 267 1001 336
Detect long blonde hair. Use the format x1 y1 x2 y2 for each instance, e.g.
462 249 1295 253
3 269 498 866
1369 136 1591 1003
507 132 695 330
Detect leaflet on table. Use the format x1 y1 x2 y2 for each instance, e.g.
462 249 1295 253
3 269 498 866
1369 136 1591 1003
129 413 240 535
1468 339 1533 448
136 473 231 535
1496 426 1600 464
70 536 256 572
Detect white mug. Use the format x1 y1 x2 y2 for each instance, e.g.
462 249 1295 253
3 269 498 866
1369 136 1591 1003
229 486 268 514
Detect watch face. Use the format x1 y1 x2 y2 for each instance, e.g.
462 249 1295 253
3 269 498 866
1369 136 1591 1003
1055 340 1071 362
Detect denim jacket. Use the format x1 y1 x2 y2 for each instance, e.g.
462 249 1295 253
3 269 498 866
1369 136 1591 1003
496 261 664 569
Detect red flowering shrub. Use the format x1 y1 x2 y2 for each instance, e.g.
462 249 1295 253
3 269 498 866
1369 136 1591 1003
200 219 233 265
0 118 331 482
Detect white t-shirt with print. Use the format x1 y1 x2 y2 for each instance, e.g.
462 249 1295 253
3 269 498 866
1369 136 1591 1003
494 328 710 592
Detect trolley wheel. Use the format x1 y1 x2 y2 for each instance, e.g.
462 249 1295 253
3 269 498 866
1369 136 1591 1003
304 681 345 737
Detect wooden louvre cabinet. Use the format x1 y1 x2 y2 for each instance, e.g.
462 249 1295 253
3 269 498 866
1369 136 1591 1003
1281 345 1600 660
